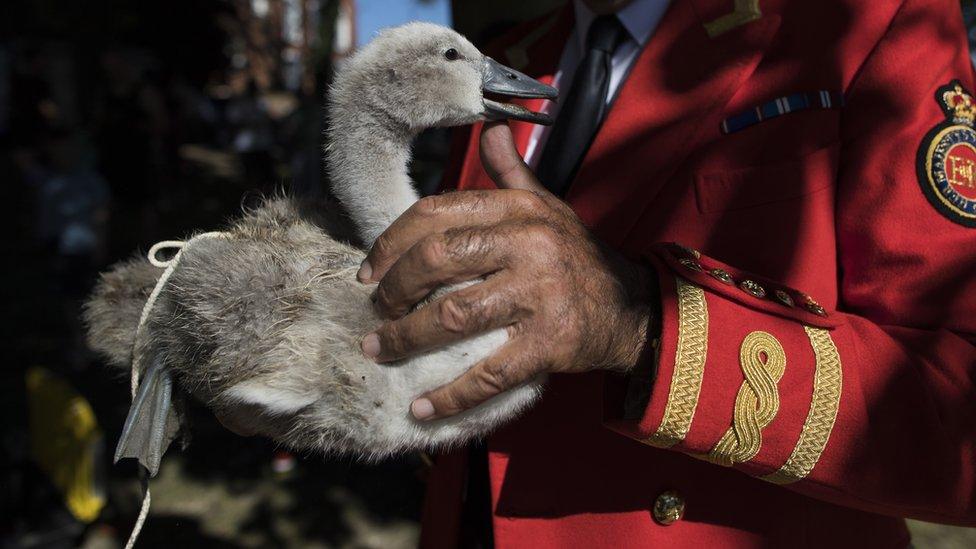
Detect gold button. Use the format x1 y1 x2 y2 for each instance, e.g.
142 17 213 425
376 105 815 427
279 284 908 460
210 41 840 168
678 258 703 272
652 490 685 525
805 301 827 317
739 279 766 298
709 268 734 285
672 243 701 259
798 293 828 317
774 289 794 307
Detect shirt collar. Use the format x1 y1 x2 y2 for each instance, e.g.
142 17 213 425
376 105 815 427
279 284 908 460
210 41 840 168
572 0 667 52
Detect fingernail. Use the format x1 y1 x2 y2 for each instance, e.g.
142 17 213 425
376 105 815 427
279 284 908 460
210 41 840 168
411 398 435 420
357 260 372 283
362 333 381 358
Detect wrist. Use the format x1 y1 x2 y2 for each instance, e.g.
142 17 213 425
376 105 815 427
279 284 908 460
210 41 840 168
611 261 661 373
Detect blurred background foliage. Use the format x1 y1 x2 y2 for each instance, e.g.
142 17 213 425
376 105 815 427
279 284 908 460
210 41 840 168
0 1 974 547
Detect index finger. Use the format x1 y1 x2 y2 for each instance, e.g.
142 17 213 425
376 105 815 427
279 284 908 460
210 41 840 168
359 189 551 284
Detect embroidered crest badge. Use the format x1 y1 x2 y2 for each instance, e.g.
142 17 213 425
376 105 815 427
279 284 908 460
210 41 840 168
917 80 976 227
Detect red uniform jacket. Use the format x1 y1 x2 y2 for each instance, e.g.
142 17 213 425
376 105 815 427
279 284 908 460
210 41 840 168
422 0 976 546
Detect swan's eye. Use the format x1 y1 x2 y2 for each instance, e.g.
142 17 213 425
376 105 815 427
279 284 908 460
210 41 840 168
444 48 460 61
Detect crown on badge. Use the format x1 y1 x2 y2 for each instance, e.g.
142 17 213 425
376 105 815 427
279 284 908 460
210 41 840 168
942 83 976 125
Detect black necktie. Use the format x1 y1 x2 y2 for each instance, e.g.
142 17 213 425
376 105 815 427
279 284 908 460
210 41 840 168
536 15 627 197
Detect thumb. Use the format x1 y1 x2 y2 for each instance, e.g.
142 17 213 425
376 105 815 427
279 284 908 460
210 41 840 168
479 121 549 194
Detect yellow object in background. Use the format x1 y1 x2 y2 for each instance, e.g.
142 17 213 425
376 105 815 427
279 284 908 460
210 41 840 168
26 366 106 523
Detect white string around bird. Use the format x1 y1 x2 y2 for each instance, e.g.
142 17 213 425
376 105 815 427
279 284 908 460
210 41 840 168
124 231 228 549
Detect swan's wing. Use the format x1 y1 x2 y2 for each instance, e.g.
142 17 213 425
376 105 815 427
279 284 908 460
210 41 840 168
114 354 180 477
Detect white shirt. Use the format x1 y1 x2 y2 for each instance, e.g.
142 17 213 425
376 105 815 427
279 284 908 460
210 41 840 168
524 0 671 168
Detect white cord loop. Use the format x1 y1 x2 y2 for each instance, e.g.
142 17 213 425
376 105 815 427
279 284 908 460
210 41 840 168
147 240 188 268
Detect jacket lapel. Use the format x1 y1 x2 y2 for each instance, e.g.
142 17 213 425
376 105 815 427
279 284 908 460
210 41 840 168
566 0 782 248
505 6 574 156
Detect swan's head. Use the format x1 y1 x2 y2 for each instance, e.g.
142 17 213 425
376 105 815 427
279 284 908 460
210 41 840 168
335 22 557 131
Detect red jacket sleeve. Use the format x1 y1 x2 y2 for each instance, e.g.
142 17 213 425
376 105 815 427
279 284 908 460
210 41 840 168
607 0 976 525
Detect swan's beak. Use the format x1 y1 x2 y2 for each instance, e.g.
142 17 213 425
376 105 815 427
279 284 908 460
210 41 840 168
482 57 558 125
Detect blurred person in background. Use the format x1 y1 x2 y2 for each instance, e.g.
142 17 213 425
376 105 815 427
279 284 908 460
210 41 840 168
93 49 169 260
27 129 109 301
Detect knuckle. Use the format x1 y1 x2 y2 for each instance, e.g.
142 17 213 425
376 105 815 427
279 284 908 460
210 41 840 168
525 223 558 248
371 232 395 262
374 281 399 314
436 295 474 334
376 278 409 317
417 235 448 269
477 361 513 394
412 195 445 217
453 383 484 411
443 227 482 262
379 322 404 356
467 191 491 212
512 189 547 212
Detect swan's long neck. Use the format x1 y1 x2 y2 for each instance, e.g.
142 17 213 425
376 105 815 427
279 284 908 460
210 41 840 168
326 95 420 247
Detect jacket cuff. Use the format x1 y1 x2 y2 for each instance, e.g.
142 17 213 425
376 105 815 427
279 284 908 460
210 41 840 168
606 243 843 484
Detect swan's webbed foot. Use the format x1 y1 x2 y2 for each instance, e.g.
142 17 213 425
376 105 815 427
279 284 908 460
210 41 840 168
114 354 181 477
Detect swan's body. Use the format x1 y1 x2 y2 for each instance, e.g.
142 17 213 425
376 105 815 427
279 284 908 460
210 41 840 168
85 23 557 460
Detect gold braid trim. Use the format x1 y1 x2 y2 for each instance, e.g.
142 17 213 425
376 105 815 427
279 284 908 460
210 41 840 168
644 278 708 448
707 331 786 466
762 326 843 484
703 0 762 38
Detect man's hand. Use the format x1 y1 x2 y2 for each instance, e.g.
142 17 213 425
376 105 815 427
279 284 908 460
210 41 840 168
358 122 654 421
